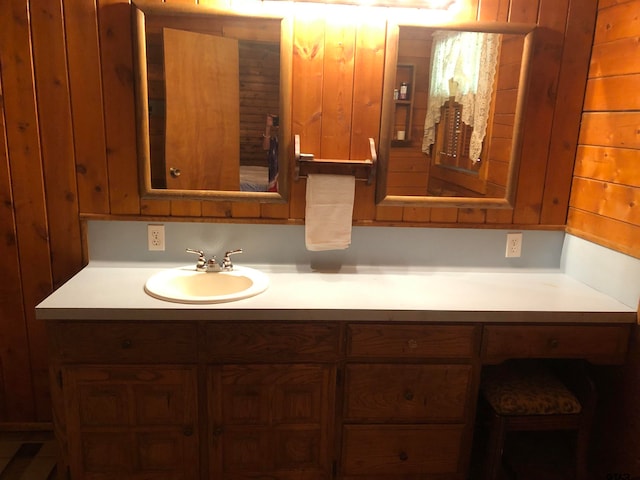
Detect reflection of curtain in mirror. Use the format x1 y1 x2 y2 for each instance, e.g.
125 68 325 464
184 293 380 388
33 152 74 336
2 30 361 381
421 31 500 161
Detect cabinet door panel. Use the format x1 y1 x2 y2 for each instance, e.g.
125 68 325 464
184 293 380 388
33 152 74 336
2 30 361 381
64 366 198 479
209 364 335 480
345 364 472 422
342 424 464 477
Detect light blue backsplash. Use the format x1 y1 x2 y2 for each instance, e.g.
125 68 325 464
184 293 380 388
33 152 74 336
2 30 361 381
88 220 564 271
562 234 640 309
87 220 638 308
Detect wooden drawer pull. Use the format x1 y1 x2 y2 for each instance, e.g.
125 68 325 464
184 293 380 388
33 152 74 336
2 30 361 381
398 451 409 461
121 339 133 349
406 339 418 350
213 426 224 436
548 338 559 349
403 390 414 401
183 426 193 437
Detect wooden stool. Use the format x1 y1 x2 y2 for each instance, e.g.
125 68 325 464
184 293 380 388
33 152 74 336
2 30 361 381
480 360 596 480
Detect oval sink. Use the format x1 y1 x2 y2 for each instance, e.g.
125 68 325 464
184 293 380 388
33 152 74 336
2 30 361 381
144 265 269 304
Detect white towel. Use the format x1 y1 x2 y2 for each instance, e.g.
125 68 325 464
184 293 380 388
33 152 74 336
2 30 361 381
305 174 355 251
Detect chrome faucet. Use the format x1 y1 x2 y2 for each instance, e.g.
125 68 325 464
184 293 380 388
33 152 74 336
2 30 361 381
186 248 243 272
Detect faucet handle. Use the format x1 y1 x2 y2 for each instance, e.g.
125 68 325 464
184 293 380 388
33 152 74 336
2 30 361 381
222 249 243 271
186 248 207 270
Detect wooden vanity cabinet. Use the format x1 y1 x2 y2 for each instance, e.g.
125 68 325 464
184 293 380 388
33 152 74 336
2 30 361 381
341 324 481 480
47 321 200 480
203 323 341 480
47 319 630 480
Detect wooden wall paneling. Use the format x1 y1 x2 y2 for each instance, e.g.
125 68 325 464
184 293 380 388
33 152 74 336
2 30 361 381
0 0 54 421
584 74 640 111
98 0 141 215
477 0 509 21
231 202 262 218
30 0 85 419
351 13 385 221
429 208 460 223
574 146 638 187
31 0 84 286
321 11 356 160
571 177 640 226
593 0 640 44
591 35 640 77
566 209 640 259
511 0 565 225
290 9 325 219
540 0 598 225
580 112 640 150
0 54 36 421
63 0 111 215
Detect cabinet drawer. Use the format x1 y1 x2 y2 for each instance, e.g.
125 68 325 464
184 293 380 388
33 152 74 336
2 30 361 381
49 322 198 363
347 324 477 359
344 364 472 422
202 323 341 361
342 424 464 476
482 325 631 364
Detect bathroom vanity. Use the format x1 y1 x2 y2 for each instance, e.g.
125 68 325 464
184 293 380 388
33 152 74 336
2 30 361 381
38 265 634 480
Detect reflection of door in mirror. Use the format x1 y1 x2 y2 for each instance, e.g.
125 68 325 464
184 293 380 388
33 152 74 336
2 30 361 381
140 7 283 195
164 28 240 191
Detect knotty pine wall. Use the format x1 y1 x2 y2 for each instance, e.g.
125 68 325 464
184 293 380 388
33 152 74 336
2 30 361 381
0 0 636 437
569 0 640 476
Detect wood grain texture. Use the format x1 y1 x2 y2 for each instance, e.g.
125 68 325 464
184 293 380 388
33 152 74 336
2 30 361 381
0 0 53 422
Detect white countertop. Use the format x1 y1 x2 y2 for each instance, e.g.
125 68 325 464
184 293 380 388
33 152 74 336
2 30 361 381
35 262 636 323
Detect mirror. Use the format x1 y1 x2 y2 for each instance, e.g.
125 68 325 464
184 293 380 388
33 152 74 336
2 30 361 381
376 22 535 208
132 1 292 202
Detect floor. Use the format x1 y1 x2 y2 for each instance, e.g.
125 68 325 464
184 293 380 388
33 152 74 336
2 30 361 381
0 430 57 480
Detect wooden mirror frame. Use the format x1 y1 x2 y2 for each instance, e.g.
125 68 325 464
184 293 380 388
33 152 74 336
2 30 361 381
376 21 536 208
132 0 293 203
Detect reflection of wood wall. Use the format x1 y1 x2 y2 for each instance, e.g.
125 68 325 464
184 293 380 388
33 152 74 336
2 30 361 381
239 41 280 167
0 0 637 439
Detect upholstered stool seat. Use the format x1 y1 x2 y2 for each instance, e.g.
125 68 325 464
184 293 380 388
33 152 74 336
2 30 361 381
480 360 596 480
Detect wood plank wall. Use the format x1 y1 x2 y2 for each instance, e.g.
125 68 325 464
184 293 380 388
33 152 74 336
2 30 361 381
567 0 640 259
0 0 631 425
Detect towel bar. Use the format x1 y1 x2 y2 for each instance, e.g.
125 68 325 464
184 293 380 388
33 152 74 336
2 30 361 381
294 135 377 185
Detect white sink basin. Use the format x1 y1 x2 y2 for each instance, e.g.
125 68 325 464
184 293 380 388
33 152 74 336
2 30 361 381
144 265 269 304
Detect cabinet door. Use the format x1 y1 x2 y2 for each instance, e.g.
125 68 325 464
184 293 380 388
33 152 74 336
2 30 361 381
208 364 336 480
63 366 198 480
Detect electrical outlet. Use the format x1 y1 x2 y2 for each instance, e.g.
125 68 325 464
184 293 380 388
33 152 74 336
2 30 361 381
505 232 522 258
148 224 165 251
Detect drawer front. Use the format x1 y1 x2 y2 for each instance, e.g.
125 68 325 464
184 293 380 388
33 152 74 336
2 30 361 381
202 323 341 361
344 364 472 422
482 325 631 364
348 324 478 359
50 322 198 363
342 425 464 476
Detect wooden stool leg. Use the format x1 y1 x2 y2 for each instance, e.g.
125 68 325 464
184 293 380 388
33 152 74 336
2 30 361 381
484 412 507 480
575 427 590 480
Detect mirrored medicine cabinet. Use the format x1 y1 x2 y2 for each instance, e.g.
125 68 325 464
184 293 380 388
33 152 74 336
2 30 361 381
376 21 536 208
132 0 292 202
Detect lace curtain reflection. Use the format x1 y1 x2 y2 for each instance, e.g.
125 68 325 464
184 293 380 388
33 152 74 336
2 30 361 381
421 31 500 162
